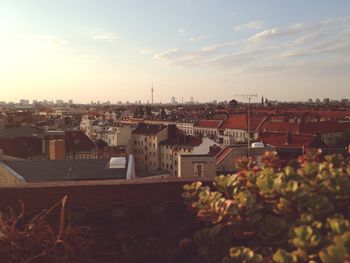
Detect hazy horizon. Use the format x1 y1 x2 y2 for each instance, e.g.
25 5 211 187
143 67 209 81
1 0 350 103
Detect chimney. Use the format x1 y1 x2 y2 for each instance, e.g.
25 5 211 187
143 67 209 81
49 139 66 160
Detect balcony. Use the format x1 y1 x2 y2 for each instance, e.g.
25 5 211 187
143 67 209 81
0 177 213 262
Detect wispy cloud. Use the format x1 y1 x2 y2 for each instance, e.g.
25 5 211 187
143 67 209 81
178 28 186 35
234 20 264 31
92 32 118 42
31 35 67 49
249 16 350 43
190 35 209 41
154 16 350 75
140 49 153 55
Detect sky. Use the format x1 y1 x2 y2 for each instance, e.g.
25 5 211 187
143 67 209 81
0 0 350 104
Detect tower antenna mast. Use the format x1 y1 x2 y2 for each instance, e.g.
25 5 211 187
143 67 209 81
151 81 154 104
234 94 258 157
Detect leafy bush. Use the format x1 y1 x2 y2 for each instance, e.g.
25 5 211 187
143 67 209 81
182 151 350 263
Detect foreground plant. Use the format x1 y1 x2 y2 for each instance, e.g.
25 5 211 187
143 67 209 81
182 152 350 263
0 196 92 263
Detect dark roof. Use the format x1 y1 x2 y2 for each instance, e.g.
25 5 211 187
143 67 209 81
0 127 46 139
133 124 167 135
65 130 96 153
0 137 42 159
160 135 202 147
3 159 126 182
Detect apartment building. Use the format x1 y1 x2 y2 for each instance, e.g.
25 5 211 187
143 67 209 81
194 120 222 141
103 126 132 146
177 154 216 178
132 124 168 174
219 115 266 146
175 121 194 135
160 133 220 177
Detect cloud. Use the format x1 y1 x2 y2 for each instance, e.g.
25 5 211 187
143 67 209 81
140 49 153 55
190 35 209 41
32 36 67 49
153 48 212 67
153 16 350 76
178 28 186 35
92 33 117 42
249 16 350 43
234 21 264 31
201 40 241 52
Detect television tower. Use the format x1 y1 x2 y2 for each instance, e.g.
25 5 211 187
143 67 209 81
151 82 154 104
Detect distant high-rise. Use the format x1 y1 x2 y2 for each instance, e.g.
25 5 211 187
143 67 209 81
68 99 73 105
190 97 194 104
20 99 29 105
171 97 176 104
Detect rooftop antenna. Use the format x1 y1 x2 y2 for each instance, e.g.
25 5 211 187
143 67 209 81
234 94 258 157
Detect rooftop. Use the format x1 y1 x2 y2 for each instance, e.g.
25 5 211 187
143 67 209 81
0 126 46 139
194 119 222 129
220 114 266 131
133 123 167 135
65 130 96 153
3 159 127 182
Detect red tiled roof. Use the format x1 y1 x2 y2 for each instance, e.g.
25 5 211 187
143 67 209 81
195 120 222 129
220 115 265 130
260 131 325 148
261 121 299 133
298 121 350 134
261 121 350 134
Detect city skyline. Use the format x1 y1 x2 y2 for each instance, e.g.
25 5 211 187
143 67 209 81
1 0 350 103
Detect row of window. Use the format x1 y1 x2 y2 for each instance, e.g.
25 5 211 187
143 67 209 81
225 131 247 137
134 140 156 148
195 129 217 136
